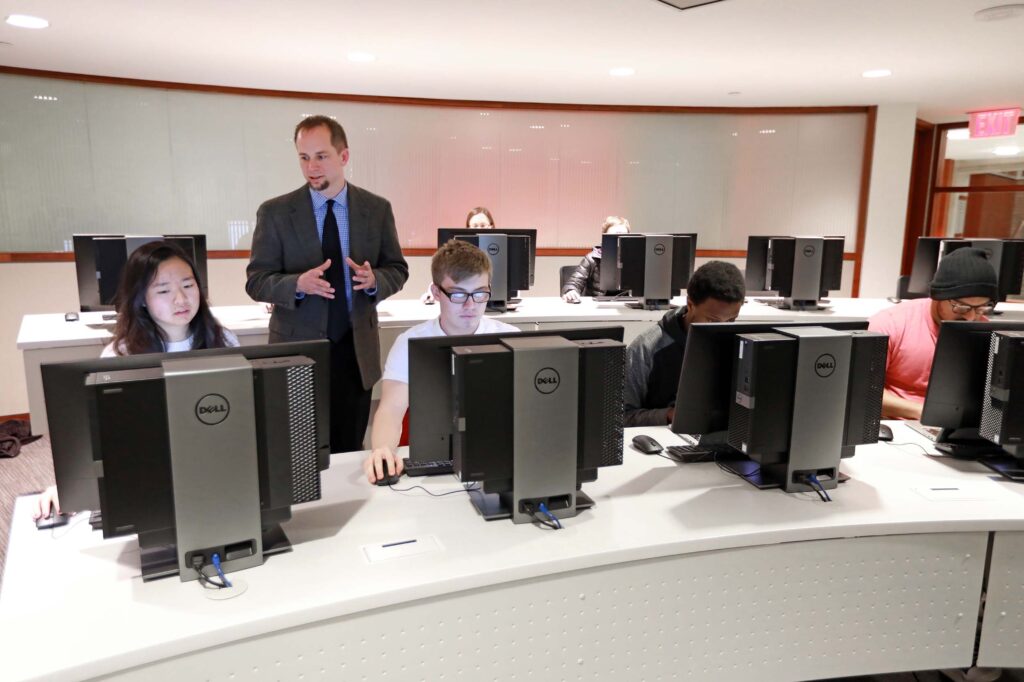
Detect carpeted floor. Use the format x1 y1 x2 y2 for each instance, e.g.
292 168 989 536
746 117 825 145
0 435 55 589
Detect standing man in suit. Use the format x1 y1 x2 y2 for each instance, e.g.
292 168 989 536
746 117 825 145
246 115 408 453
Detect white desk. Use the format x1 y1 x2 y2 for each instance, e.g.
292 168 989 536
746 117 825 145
3 423 1024 681
17 296 903 435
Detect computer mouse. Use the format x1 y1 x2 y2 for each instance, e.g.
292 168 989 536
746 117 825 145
35 511 69 530
631 434 664 455
567 298 581 304
375 460 403 487
64 312 79 322
877 424 894 442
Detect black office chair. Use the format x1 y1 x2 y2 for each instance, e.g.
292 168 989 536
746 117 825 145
559 265 577 294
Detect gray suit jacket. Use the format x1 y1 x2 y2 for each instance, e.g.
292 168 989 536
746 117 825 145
245 183 409 389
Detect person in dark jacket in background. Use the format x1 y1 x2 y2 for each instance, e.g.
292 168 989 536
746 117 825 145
623 261 746 427
561 216 630 302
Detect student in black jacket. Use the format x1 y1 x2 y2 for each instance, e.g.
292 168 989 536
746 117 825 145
623 261 745 426
561 216 630 302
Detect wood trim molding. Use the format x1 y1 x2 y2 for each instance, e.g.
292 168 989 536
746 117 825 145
851 106 877 298
0 66 870 115
0 252 74 263
932 185 1024 193
0 413 30 424
901 121 937 275
0 248 861 263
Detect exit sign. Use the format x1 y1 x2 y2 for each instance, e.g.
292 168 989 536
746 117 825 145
969 108 1020 138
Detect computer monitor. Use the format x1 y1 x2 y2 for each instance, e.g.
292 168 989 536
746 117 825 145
959 239 1024 304
616 234 695 309
905 237 963 298
452 233 531 312
408 326 624 524
41 340 331 582
73 234 209 313
744 236 844 310
437 228 537 287
905 237 1024 305
921 321 1024 471
670 319 884 493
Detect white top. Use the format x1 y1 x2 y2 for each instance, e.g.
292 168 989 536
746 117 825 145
381 316 520 383
100 328 240 357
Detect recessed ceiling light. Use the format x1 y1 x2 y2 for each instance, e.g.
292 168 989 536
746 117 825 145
347 51 376 63
6 14 49 29
609 67 636 77
994 146 1021 156
862 69 892 78
946 128 970 140
975 4 1024 21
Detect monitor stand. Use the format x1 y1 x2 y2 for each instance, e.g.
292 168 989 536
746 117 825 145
979 454 1024 482
138 525 292 582
594 291 640 303
753 297 830 311
467 487 595 521
933 427 1007 458
486 301 518 313
715 452 850 490
625 298 677 311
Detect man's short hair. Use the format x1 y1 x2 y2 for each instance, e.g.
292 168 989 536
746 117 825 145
432 240 492 286
294 115 348 151
687 261 745 305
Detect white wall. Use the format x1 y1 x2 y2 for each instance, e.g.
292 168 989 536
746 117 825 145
859 103 917 298
0 74 867 253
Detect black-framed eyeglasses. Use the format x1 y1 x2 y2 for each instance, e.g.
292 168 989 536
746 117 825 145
438 287 491 304
949 299 995 315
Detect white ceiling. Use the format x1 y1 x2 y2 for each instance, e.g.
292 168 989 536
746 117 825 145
1 0 1023 123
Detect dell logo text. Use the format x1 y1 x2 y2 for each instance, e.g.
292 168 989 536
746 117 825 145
534 368 561 394
195 393 230 425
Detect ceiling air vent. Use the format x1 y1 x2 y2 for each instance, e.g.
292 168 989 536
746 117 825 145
654 0 727 10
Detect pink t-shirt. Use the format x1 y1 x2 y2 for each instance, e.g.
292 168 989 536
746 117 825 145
868 298 939 404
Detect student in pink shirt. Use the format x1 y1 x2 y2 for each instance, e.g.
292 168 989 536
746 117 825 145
869 247 998 420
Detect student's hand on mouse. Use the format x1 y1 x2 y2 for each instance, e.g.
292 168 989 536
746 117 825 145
297 259 335 299
33 485 60 520
363 447 403 483
562 290 580 303
420 291 435 304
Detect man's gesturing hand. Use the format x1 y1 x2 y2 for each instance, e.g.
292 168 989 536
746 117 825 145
296 259 335 299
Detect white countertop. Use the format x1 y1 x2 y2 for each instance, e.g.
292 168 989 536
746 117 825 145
2 422 1024 681
16 296 908 351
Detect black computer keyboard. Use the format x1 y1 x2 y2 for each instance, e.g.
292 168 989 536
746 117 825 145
666 445 722 463
402 458 454 477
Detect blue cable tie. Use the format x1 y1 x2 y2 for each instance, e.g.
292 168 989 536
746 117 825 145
211 552 232 588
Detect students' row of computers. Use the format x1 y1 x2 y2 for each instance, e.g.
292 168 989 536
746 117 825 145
71 232 851 314
40 307 1024 585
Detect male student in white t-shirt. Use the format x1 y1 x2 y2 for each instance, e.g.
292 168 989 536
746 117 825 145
363 239 519 483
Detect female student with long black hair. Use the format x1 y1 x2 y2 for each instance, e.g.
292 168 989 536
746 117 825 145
33 240 238 520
